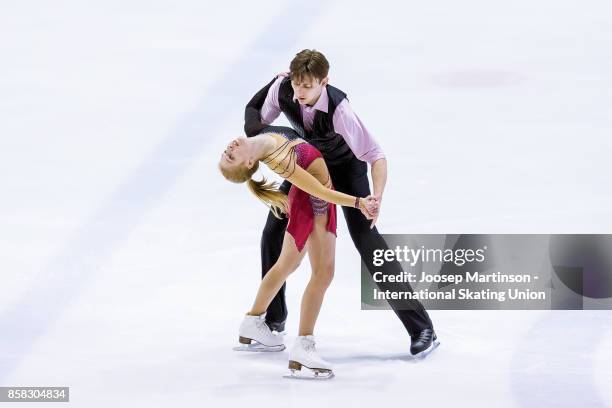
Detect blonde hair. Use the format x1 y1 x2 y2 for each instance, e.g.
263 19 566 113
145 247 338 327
218 160 289 219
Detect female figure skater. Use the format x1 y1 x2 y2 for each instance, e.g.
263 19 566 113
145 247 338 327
218 126 377 378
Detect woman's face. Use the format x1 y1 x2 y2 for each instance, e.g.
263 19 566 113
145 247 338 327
219 137 252 171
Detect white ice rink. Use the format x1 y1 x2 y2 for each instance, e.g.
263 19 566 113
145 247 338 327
1 1 612 406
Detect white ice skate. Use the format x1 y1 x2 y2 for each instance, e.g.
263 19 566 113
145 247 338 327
285 335 334 379
233 314 286 352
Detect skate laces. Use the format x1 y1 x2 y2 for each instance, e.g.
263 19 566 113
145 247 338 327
255 317 270 334
418 329 433 341
302 339 316 353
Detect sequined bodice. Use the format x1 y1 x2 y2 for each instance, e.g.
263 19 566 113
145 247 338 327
263 132 322 177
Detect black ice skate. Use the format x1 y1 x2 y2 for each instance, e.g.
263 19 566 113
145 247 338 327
410 328 439 358
266 319 286 334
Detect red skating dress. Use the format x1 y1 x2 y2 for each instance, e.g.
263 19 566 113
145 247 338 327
286 142 337 252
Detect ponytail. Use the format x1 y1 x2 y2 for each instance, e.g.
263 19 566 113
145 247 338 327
247 176 289 219
218 157 288 218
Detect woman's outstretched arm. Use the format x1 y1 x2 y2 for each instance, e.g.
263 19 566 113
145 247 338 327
284 163 376 215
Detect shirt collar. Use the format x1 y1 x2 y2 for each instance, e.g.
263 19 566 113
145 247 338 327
293 86 329 113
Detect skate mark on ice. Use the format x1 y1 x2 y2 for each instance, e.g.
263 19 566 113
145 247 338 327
233 350 289 363
429 69 524 88
328 352 429 364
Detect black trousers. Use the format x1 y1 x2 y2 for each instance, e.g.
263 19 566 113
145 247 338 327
260 156 433 336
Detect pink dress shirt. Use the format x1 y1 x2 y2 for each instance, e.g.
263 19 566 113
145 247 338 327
260 76 385 164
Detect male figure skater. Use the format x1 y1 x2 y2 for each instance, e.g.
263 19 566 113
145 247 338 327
244 49 438 356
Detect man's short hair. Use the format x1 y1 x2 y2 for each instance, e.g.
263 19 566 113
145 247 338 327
289 49 329 83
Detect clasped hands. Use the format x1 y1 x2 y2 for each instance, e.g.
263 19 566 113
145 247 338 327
359 195 382 229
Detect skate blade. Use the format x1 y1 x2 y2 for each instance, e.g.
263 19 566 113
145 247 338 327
413 339 440 359
283 361 334 380
283 370 334 380
233 336 285 352
233 343 285 352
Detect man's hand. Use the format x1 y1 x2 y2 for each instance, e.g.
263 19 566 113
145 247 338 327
368 194 382 229
369 159 387 229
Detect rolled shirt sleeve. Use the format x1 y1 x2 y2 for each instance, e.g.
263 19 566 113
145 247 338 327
332 99 385 164
260 76 284 125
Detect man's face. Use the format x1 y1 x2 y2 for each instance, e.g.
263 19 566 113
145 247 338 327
291 74 328 106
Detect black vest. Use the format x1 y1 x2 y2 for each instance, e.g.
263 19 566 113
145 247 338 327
277 77 355 166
